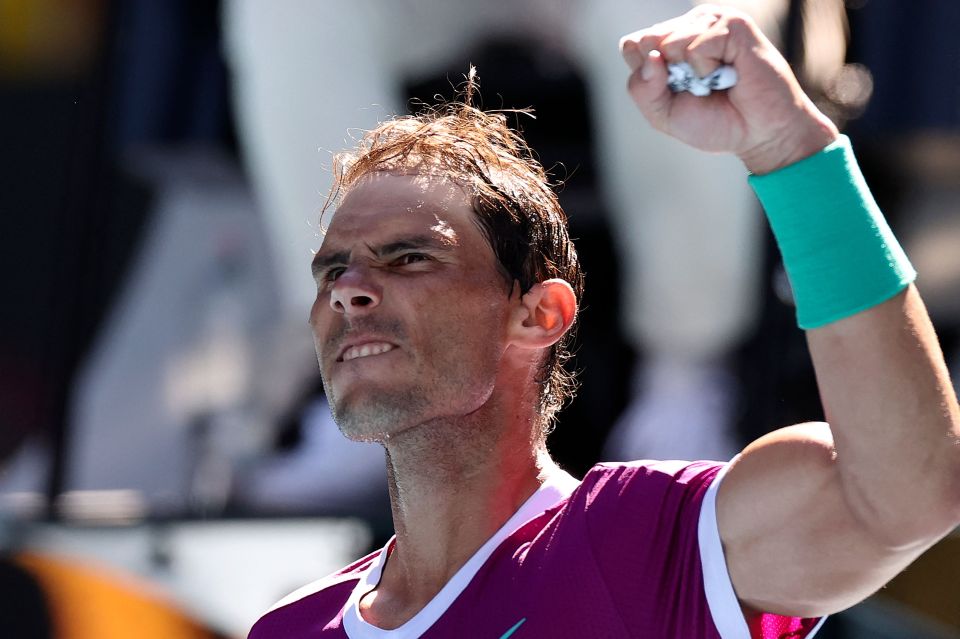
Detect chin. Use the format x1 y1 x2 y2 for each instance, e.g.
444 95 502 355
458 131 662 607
324 369 497 440
329 389 431 443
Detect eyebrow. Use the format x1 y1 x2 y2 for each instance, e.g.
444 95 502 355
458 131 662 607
311 249 351 278
311 234 455 277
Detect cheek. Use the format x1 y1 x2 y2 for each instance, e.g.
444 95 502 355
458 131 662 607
308 291 326 326
308 301 323 336
418 290 509 373
308 295 337 361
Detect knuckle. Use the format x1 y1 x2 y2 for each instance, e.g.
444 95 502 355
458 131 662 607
660 37 691 61
723 12 754 32
637 33 661 51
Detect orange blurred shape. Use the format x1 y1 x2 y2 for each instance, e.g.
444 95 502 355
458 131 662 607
0 0 105 78
15 552 219 639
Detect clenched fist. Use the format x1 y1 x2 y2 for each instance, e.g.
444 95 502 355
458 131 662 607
620 4 838 174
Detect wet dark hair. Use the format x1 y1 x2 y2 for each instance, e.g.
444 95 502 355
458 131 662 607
324 68 584 431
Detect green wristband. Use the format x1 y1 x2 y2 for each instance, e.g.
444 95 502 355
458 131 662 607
748 135 916 329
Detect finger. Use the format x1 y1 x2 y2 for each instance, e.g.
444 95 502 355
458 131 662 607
621 27 675 75
657 8 723 62
685 26 730 78
658 28 703 64
619 12 693 47
620 9 711 59
619 6 726 75
634 31 667 60
687 11 772 77
619 28 647 54
626 50 671 132
620 38 645 73
620 26 667 66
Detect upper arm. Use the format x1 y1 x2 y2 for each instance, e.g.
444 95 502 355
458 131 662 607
716 422 943 617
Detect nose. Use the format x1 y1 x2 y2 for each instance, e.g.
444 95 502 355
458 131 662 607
329 265 382 314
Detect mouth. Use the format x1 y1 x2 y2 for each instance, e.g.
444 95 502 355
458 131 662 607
338 341 397 362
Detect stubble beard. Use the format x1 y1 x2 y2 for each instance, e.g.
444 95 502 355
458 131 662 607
323 376 433 443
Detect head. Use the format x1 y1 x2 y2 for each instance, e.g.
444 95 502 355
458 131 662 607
315 72 584 438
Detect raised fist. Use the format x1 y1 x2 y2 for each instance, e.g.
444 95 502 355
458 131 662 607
620 4 838 174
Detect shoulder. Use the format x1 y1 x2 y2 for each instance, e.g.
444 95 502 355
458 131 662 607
568 459 726 549
577 459 726 503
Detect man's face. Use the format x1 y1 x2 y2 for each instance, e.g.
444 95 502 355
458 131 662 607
309 171 515 442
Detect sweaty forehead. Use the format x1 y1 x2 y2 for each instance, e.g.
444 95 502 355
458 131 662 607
322 171 477 244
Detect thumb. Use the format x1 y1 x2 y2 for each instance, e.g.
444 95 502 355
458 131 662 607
626 49 671 130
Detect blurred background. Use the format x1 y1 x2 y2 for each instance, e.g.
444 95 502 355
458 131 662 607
0 0 958 637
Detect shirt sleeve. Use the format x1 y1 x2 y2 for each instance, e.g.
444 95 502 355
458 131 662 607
698 463 826 639
579 460 824 639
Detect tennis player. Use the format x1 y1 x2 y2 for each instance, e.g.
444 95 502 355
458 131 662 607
249 6 960 638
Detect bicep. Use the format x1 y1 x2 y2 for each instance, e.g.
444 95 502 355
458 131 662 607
716 422 934 617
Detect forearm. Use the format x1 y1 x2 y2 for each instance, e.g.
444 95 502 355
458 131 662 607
739 91 958 527
721 141 960 612
807 285 960 546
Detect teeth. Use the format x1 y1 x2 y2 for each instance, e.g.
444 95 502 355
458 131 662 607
343 342 395 362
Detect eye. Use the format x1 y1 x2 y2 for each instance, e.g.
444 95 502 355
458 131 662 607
394 253 430 266
323 266 346 282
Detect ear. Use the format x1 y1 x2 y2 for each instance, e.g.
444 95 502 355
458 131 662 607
508 279 577 349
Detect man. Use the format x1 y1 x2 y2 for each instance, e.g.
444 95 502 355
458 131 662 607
249 6 960 638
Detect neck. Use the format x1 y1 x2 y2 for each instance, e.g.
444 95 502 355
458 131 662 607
364 407 562 627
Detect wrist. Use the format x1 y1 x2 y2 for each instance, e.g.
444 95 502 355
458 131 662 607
740 105 839 175
748 135 916 329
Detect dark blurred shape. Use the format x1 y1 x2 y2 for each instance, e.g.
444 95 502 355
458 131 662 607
0 556 53 639
0 0 121 490
110 0 235 151
847 0 960 134
0 0 239 516
844 0 960 351
877 534 960 633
